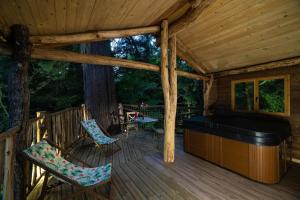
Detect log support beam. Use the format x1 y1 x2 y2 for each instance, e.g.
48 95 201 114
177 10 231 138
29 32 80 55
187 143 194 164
213 57 300 77
30 26 160 46
7 24 31 200
0 45 208 81
203 75 214 116
161 20 177 163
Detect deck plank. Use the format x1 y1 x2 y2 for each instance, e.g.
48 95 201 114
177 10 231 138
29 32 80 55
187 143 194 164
28 131 300 200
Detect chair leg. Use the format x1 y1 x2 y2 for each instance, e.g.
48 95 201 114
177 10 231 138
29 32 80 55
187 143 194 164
38 172 49 200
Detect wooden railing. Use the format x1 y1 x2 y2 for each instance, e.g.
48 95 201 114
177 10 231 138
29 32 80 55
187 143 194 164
123 104 202 129
0 126 19 200
23 105 92 197
0 105 92 199
0 103 198 199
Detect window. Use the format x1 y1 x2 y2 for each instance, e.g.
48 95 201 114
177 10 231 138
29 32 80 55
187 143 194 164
231 75 290 116
234 81 254 111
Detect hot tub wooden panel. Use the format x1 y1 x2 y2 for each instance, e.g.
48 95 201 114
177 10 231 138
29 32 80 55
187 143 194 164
249 144 279 184
184 129 284 184
222 138 249 177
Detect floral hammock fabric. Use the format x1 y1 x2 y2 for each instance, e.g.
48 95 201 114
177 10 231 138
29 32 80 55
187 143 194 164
23 140 112 187
81 119 118 145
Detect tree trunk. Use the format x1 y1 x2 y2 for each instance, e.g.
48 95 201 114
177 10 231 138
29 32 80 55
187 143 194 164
81 41 118 131
7 24 31 200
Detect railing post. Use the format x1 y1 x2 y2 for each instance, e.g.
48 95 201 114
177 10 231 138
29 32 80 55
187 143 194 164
36 111 47 141
3 134 16 200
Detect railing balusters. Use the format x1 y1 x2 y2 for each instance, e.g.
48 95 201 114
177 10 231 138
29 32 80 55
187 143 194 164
122 104 201 130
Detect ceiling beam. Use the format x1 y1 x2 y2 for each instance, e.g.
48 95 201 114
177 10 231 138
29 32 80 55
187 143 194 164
0 44 208 81
169 0 216 36
30 26 160 46
213 57 300 77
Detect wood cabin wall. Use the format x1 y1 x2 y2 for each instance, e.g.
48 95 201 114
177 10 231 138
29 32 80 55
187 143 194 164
212 65 300 160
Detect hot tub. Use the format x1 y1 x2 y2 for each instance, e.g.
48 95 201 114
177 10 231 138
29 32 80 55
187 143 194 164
183 113 292 184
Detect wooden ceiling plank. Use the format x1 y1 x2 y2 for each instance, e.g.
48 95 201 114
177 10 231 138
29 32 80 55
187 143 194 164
169 0 216 36
193 21 300 69
54 0 67 34
187 1 299 52
178 0 252 46
65 0 79 33
30 0 55 35
176 0 300 73
13 0 39 35
30 26 160 46
150 0 187 25
213 57 300 77
76 0 95 31
0 1 23 34
144 0 179 26
177 39 207 74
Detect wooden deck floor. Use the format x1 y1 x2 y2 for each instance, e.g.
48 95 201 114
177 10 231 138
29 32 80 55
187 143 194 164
30 131 300 200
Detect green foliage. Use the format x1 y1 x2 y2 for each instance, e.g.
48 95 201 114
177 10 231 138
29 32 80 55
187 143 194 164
29 59 83 113
112 35 203 107
0 45 83 132
234 79 285 113
259 79 284 113
0 56 11 131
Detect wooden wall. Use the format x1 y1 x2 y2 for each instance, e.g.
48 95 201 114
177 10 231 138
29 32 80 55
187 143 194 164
212 65 300 160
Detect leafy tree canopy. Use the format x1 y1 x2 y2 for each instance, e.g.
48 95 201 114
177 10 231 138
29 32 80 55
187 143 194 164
0 45 83 132
112 34 203 106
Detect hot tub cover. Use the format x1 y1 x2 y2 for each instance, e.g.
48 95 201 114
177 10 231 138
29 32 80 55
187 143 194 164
183 113 291 146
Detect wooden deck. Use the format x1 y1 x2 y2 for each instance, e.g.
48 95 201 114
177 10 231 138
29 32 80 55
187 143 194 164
29 130 300 200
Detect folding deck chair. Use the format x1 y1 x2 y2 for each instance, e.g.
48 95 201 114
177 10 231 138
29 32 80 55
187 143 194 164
23 139 112 200
80 119 121 155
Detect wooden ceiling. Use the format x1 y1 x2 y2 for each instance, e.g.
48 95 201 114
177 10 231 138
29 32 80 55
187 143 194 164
177 0 300 73
0 0 184 35
0 0 299 74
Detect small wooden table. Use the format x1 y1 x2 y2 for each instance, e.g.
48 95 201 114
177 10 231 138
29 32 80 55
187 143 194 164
136 117 158 124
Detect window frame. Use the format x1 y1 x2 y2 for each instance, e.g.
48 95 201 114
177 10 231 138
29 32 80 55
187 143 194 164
231 75 290 116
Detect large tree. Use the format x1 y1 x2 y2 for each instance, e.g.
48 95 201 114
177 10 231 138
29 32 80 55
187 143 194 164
81 41 118 131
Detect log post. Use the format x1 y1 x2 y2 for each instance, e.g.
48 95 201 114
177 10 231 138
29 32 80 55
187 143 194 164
161 20 171 162
203 75 214 116
168 35 177 163
3 134 16 200
7 24 31 200
161 20 178 163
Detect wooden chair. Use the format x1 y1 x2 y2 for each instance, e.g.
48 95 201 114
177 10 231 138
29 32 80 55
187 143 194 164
126 111 139 134
22 139 112 200
80 119 121 156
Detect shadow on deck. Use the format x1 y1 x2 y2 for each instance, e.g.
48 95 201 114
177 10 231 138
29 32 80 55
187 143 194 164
29 130 300 200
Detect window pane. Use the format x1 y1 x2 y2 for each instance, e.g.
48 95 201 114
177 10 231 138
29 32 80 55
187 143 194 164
235 82 254 111
259 79 284 113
